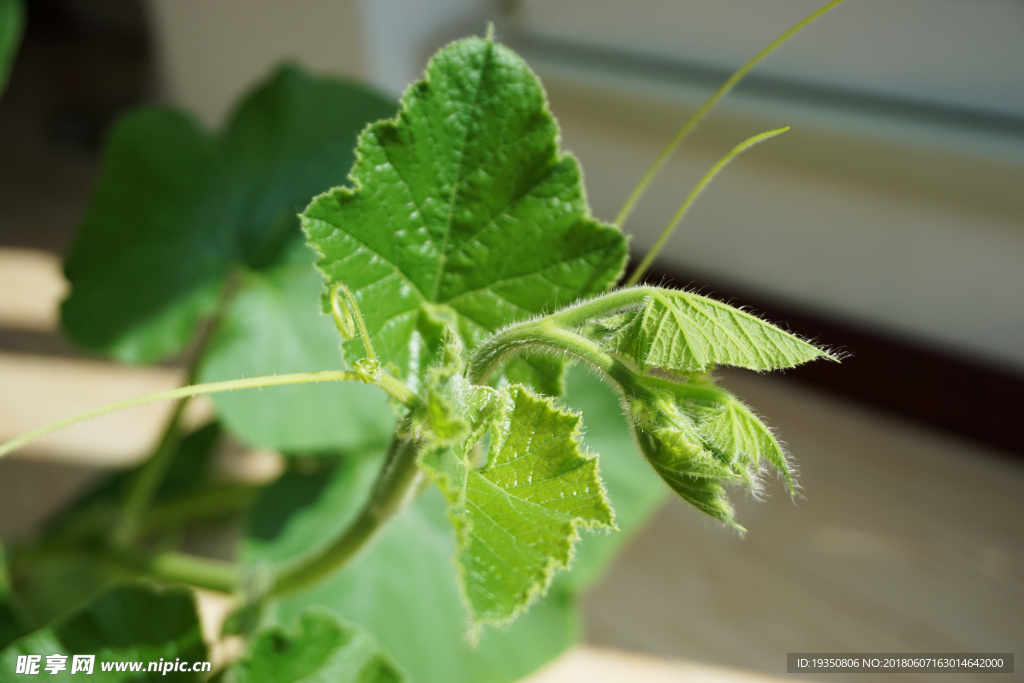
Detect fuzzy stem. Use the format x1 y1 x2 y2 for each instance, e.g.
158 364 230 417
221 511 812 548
625 127 788 286
613 0 846 229
271 432 423 596
468 320 649 401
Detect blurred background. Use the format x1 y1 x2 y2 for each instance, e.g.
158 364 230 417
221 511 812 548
0 1 1021 681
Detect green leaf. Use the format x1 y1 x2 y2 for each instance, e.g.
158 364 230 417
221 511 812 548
243 366 663 683
302 35 626 387
62 64 397 364
40 422 223 548
626 391 740 526
624 374 795 527
422 380 614 627
251 483 579 683
0 582 206 681
0 0 22 98
197 243 395 452
554 366 667 591
606 288 829 373
691 389 792 489
226 609 405 683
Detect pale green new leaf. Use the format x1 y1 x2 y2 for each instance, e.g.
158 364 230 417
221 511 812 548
627 395 738 525
419 350 613 626
607 289 829 373
226 609 405 683
692 393 791 489
302 35 626 387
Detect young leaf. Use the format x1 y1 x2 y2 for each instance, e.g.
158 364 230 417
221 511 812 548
606 288 829 373
418 342 613 626
302 35 627 387
226 609 405 683
0 581 206 680
691 391 792 489
627 394 739 525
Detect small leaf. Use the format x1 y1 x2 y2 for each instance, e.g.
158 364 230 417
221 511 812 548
302 35 626 387
0 0 23 98
606 288 830 373
627 394 739 526
0 581 206 681
692 391 792 489
226 609 405 683
420 356 614 626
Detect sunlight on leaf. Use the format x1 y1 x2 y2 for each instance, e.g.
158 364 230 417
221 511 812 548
303 35 626 389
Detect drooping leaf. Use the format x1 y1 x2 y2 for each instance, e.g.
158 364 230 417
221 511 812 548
690 389 791 489
0 0 23 98
60 64 397 450
226 609 405 683
605 288 830 373
302 35 626 388
626 391 740 526
197 243 395 452
624 373 795 526
244 365 659 683
0 582 206 681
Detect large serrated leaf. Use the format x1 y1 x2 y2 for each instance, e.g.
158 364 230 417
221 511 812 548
0 582 206 682
607 289 829 373
423 381 614 626
243 368 660 683
226 609 405 683
302 35 626 386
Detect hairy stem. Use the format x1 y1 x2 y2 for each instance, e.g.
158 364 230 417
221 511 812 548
614 0 846 229
0 371 361 460
468 320 648 399
272 432 424 596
